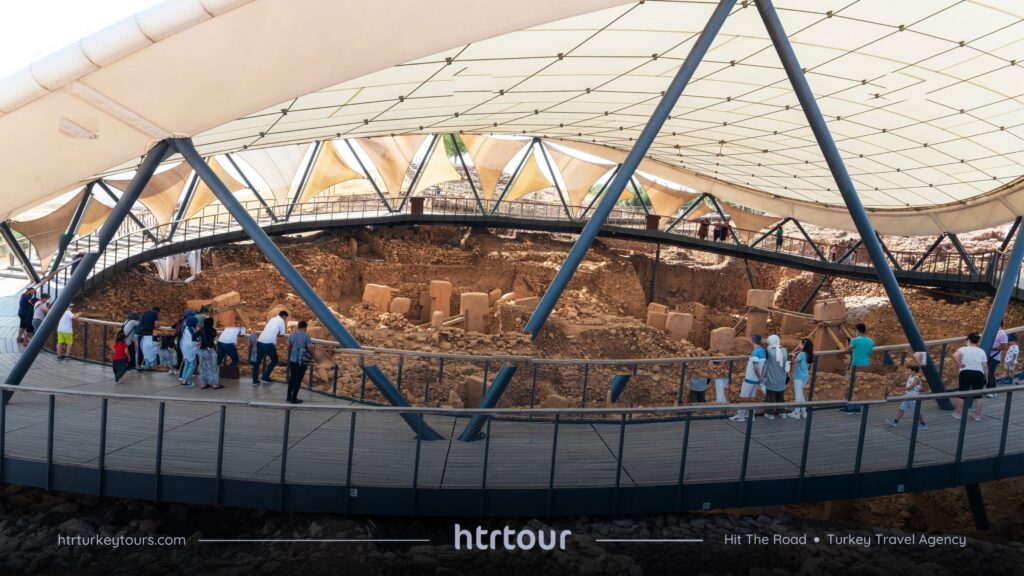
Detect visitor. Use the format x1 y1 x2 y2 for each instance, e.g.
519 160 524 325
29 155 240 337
762 334 788 420
172 310 193 374
688 377 707 404
774 226 784 251
17 287 35 343
111 330 131 384
1003 334 1019 385
787 338 813 419
829 244 839 262
178 315 199 387
254 310 288 385
31 293 50 337
198 317 221 390
886 364 927 430
839 323 873 415
729 334 765 422
121 312 139 369
697 220 709 241
985 320 1008 398
248 330 260 381
953 333 988 421
56 303 80 361
217 324 246 367
138 306 160 370
286 320 314 404
158 335 178 374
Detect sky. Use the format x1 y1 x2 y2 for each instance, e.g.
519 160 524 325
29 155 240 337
0 0 162 78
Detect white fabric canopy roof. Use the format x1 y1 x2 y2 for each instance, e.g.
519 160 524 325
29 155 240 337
1 0 1023 235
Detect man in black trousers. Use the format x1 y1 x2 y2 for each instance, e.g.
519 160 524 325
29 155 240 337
286 321 314 404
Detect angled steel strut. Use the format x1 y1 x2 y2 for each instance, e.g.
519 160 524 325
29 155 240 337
459 0 739 442
172 138 442 440
755 0 949 406
5 141 173 399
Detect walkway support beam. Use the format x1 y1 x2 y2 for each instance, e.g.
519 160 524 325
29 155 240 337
981 215 1024 357
524 0 737 338
756 0 948 404
96 181 161 245
0 223 40 284
171 138 441 440
5 141 172 395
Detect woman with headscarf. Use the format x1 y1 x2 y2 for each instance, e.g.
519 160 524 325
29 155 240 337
763 334 789 420
198 316 221 389
178 314 199 387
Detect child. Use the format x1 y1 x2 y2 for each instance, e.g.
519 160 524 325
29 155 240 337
1004 334 1019 385
887 364 927 430
112 331 130 384
158 335 178 374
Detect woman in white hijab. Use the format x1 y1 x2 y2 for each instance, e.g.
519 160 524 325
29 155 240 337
763 334 789 420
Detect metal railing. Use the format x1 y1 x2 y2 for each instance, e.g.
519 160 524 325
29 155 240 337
0 379 1021 514
30 193 1003 299
46 316 1024 420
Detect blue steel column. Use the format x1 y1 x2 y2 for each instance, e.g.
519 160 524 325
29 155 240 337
523 0 737 338
171 138 441 440
755 0 948 404
980 220 1024 354
5 141 172 395
459 0 738 441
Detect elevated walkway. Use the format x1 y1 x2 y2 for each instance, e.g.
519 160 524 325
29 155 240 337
33 196 1013 297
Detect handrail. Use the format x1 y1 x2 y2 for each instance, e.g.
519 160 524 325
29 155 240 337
70 314 1024 366
4 381 1020 414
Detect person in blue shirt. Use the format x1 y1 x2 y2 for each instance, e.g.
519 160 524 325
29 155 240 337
730 334 766 422
840 323 874 414
786 338 813 419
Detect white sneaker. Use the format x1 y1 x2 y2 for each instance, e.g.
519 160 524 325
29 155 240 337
728 414 747 422
764 413 775 420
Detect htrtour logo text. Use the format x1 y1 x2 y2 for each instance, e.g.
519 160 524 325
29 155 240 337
454 524 571 551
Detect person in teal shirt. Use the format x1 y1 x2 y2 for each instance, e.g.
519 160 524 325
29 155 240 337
840 323 874 414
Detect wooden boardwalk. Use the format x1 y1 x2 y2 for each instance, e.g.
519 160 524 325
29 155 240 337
2 348 1023 491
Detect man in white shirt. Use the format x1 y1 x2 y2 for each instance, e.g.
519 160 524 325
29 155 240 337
56 303 81 361
217 324 246 367
253 310 288 384
986 321 1008 398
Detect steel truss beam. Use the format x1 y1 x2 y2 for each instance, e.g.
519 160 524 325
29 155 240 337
756 0 948 405
580 164 620 219
665 192 711 233
491 138 537 214
981 214 1024 361
790 218 827 261
458 0 740 442
166 172 200 241
172 138 441 440
630 177 651 216
708 194 756 288
48 183 95 276
5 141 174 398
946 233 979 276
749 217 789 248
910 234 947 272
536 140 574 221
396 134 439 213
449 134 486 214
0 222 40 284
96 181 162 245
285 141 322 220
343 139 394 213
876 232 903 271
225 153 279 222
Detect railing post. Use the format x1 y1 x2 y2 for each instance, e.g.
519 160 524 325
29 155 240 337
215 405 226 505
279 409 291 511
808 356 819 401
676 361 687 405
344 412 356 515
479 417 492 515
796 405 814 501
546 414 560 516
996 391 1013 479
904 399 922 489
851 406 870 496
153 401 165 502
612 413 627 513
529 363 539 414
46 394 55 490
674 412 692 512
737 411 755 506
97 398 107 496
953 396 970 484
580 363 589 415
